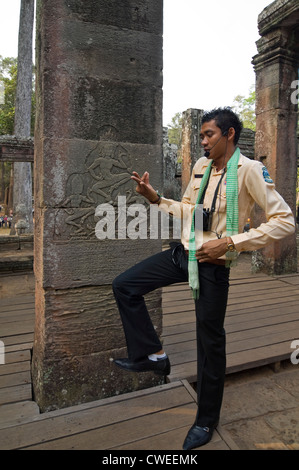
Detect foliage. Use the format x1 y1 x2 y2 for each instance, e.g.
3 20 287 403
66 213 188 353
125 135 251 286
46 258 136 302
0 57 18 135
232 85 256 131
0 55 35 136
167 112 183 161
167 112 183 146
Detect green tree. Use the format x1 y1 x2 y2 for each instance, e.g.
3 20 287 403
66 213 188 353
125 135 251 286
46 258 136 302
167 112 183 161
0 57 18 135
232 85 256 130
167 112 183 147
0 55 35 136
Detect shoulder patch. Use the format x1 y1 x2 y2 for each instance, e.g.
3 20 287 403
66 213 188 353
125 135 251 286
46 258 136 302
262 166 273 184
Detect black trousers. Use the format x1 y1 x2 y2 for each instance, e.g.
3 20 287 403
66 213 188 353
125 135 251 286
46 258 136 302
112 243 230 427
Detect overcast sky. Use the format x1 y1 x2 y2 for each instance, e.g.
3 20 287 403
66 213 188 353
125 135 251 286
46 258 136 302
1 0 272 126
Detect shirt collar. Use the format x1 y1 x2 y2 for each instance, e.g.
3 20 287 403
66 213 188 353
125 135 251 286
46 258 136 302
201 150 245 171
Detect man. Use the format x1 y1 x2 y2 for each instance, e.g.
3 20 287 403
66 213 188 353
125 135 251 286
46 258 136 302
112 107 295 450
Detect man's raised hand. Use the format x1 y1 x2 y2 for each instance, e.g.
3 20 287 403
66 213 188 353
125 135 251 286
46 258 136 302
131 171 158 203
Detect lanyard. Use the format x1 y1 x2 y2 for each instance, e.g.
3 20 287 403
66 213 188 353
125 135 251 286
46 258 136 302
200 167 226 213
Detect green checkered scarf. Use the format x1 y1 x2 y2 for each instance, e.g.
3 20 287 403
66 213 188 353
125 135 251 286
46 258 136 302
188 147 240 299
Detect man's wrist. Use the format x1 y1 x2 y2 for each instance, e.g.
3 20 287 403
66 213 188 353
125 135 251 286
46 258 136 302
226 237 236 252
150 192 161 204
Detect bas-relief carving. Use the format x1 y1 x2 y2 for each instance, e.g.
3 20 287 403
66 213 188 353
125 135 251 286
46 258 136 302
54 142 147 240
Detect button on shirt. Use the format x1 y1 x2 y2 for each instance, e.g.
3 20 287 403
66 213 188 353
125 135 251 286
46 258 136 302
158 153 295 256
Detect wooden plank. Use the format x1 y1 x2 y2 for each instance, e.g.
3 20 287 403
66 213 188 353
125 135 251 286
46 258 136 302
166 324 298 366
163 279 288 302
163 311 299 354
4 338 34 350
227 289 299 307
278 276 299 286
0 310 34 322
0 401 40 430
225 302 299 323
24 403 198 450
168 340 294 382
168 363 197 383
227 319 299 343
163 292 299 316
226 341 293 373
163 307 298 341
0 295 34 310
110 425 228 451
0 383 32 405
0 320 35 337
0 370 31 389
0 304 34 315
0 361 31 377
0 382 194 450
2 350 31 365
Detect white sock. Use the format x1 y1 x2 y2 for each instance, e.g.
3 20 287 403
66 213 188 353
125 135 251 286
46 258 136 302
148 352 167 362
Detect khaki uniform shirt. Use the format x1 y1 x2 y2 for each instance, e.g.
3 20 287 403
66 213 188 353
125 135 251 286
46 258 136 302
158 153 295 257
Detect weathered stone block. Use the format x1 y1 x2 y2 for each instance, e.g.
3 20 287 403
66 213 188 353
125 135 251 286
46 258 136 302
64 0 163 34
35 139 162 209
41 73 162 143
34 215 163 289
32 348 164 412
61 21 163 86
33 282 163 411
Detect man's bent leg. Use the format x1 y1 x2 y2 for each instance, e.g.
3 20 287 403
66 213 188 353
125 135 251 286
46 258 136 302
112 246 188 362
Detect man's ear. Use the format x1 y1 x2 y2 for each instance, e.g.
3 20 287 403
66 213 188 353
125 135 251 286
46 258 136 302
226 127 235 141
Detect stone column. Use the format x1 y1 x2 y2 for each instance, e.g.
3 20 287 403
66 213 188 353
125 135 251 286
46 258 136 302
32 0 163 412
181 109 204 194
252 0 298 274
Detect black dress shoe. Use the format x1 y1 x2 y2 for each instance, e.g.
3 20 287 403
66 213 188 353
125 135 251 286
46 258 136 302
114 356 170 376
183 425 214 450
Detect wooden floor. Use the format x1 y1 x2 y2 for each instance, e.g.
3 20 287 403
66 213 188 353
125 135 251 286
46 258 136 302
0 264 299 450
163 270 299 383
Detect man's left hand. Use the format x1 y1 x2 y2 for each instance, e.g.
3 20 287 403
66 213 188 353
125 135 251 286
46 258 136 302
195 238 228 262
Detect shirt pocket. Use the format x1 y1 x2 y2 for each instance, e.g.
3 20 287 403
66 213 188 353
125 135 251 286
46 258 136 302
216 191 227 213
190 178 202 204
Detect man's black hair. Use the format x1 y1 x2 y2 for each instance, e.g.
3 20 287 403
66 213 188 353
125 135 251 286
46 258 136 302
202 107 243 145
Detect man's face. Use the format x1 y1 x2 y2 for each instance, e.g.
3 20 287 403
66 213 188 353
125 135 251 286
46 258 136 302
200 120 226 160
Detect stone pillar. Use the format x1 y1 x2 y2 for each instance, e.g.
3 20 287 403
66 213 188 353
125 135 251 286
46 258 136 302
162 127 180 200
32 0 163 412
252 0 298 274
238 129 255 160
181 109 204 194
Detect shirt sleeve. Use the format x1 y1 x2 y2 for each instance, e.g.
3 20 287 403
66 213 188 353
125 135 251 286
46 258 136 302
231 161 296 252
158 174 195 218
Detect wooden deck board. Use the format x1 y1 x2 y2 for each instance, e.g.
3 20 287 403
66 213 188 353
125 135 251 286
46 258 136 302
1 269 299 450
0 381 233 451
162 274 299 382
0 378 238 451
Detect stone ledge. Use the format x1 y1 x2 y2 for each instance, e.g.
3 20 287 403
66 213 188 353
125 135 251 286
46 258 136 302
258 0 299 35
